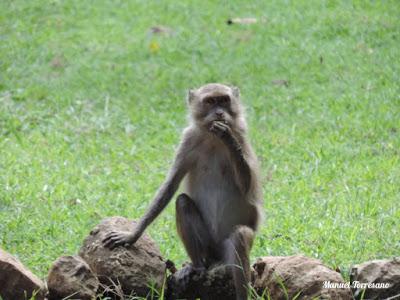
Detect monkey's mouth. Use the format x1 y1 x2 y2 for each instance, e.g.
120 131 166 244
213 119 228 124
204 117 230 129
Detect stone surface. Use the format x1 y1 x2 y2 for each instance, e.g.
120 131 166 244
0 248 45 300
350 257 400 300
47 255 99 300
252 255 353 300
79 217 166 297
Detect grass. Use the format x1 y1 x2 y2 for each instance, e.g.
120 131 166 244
1 0 399 288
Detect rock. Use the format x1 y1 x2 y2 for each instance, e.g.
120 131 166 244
350 258 400 300
0 248 45 300
47 255 99 300
79 217 166 297
252 255 353 300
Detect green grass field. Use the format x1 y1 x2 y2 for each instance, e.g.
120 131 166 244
1 0 399 285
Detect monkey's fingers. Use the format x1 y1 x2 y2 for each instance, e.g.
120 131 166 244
210 122 224 132
214 120 229 126
103 236 125 249
102 231 119 244
215 121 231 131
214 121 230 130
109 239 125 250
210 122 230 137
102 232 124 248
102 237 118 248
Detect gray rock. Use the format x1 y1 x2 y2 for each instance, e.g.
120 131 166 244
350 258 400 300
252 255 353 300
47 255 99 300
79 217 166 298
0 248 45 300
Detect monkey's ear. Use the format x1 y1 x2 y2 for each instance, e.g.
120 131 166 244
187 89 195 104
231 86 240 98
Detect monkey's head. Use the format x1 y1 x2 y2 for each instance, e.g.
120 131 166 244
187 83 246 131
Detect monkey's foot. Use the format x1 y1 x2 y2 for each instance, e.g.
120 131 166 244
175 263 206 287
166 264 235 300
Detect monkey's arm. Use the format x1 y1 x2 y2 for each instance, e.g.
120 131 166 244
103 137 194 249
210 121 252 194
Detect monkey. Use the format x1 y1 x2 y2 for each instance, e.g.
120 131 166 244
103 83 263 299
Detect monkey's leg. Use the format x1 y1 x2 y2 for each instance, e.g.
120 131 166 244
222 225 254 300
176 193 217 269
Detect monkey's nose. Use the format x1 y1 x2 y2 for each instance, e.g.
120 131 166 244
216 112 223 118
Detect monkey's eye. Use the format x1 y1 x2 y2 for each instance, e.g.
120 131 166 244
205 97 216 105
219 96 230 104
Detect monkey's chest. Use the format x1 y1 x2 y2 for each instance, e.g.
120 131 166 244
187 153 237 194
185 158 247 240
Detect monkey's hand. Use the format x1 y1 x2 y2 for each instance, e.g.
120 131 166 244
210 121 242 152
209 121 233 140
102 230 140 250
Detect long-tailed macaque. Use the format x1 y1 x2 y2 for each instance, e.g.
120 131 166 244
103 83 263 299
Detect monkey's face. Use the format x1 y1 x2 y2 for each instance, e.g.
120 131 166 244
201 94 234 125
188 84 241 129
